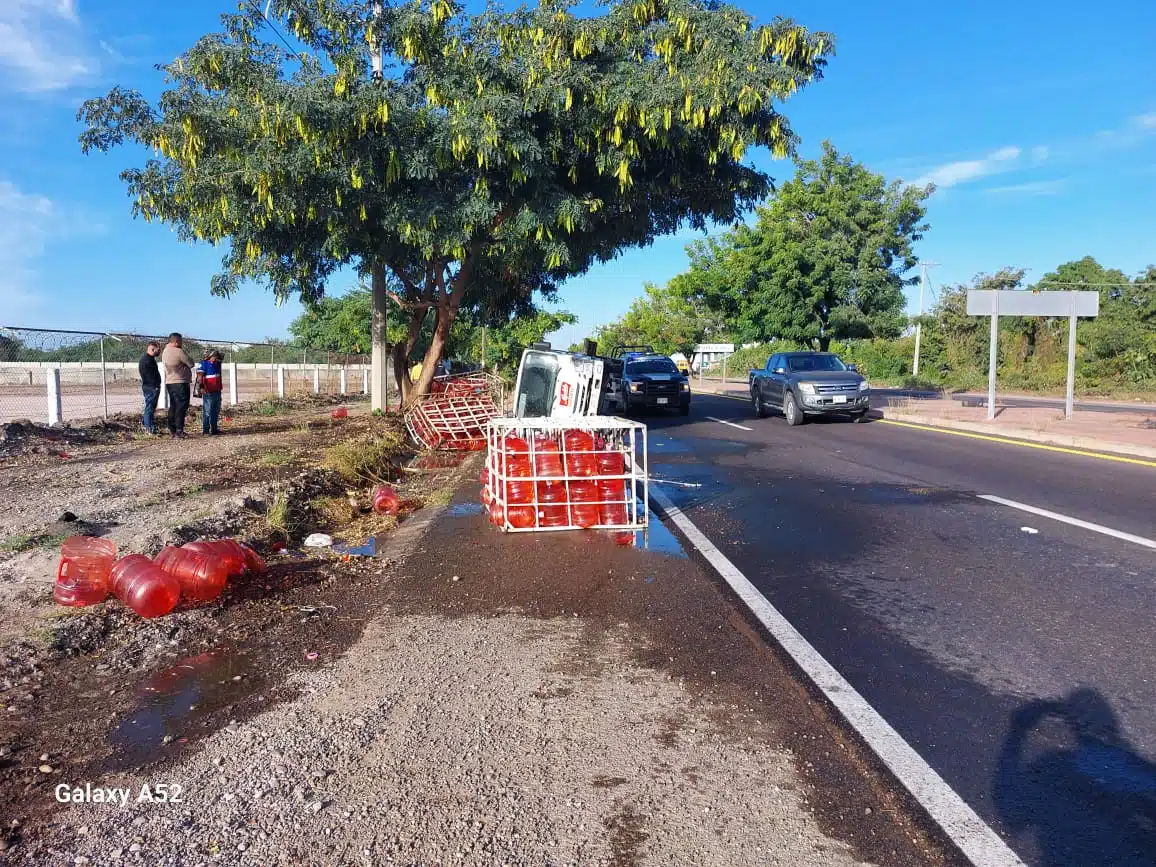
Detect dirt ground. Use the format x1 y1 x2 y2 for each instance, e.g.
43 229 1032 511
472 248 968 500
0 399 958 867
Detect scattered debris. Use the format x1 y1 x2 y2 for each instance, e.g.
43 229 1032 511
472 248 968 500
1021 526 1040 535
303 533 334 548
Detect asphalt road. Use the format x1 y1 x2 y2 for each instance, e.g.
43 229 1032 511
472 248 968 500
643 392 1156 867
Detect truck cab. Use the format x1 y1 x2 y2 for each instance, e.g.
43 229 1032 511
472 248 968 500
511 344 614 418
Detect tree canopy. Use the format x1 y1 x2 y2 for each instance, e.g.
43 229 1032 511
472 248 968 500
78 0 833 402
591 275 727 357
695 141 931 350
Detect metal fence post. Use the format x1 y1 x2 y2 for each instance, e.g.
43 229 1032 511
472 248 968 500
100 336 108 419
269 345 275 393
722 353 727 384
313 366 320 394
276 365 286 398
339 368 348 395
1065 312 1078 419
228 362 238 405
47 367 62 426
987 312 999 421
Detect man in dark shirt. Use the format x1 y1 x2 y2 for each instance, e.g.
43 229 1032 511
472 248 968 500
138 341 162 435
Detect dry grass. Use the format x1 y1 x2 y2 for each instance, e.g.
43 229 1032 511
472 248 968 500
323 427 407 485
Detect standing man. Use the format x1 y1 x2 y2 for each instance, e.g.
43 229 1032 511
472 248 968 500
138 341 162 435
161 332 193 438
200 350 224 435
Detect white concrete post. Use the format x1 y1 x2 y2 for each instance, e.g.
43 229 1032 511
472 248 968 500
339 368 348 395
313 366 320 394
1065 312 1078 420
276 365 286 398
227 362 239 406
47 367 62 426
362 369 369 394
100 336 109 420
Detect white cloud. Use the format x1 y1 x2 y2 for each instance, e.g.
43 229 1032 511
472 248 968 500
1031 145 1049 161
0 0 94 93
982 179 1067 197
0 181 60 317
912 146 1022 190
1134 112 1156 130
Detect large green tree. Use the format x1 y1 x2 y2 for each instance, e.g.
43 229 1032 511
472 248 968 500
593 274 727 357
78 0 833 405
701 141 932 350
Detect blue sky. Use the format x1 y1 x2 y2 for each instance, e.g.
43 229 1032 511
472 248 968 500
1 0 1154 349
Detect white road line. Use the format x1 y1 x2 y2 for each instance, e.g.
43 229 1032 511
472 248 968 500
648 487 1026 867
706 416 753 431
978 494 1156 550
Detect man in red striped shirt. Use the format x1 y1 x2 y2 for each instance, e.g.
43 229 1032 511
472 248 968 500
200 350 224 435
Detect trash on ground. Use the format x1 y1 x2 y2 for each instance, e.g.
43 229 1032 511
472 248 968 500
332 538 377 557
1021 526 1040 534
154 546 227 603
303 533 334 548
371 485 400 515
331 407 349 419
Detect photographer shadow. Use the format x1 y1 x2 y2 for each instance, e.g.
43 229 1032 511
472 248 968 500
994 687 1156 866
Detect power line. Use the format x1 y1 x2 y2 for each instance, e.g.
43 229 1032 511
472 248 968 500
245 0 302 61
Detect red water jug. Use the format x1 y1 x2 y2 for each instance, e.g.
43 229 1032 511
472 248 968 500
242 543 266 575
500 435 532 478
596 449 626 477
537 504 570 528
109 555 181 618
372 485 400 515
488 500 505 527
536 480 567 504
505 480 535 504
562 430 597 477
182 540 248 577
331 407 349 419
533 439 565 477
598 479 629 527
507 505 537 529
480 466 490 487
155 547 227 603
567 481 600 528
54 536 117 606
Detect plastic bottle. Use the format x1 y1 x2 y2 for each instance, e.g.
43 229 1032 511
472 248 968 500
181 540 248 577
536 504 570 528
567 480 600 528
54 536 117 607
505 480 536 504
331 407 349 419
109 554 181 618
562 430 597 477
154 546 228 603
372 485 400 515
241 543 267 575
596 448 626 477
533 438 565 477
488 500 506 527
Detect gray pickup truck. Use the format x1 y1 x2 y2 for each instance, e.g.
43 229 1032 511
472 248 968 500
748 351 870 425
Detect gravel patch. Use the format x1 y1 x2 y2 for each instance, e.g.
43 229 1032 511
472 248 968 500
19 614 871 866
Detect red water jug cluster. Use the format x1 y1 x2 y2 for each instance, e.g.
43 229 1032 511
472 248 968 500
54 535 266 618
482 431 634 531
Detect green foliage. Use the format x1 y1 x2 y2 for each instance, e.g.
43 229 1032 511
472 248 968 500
468 308 578 372
78 0 833 400
595 277 728 358
699 142 931 350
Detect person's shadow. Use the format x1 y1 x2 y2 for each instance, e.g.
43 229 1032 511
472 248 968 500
994 687 1156 865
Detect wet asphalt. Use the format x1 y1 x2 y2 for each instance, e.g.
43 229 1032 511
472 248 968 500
643 392 1156 867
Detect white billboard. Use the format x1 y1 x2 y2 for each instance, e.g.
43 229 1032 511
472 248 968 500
966 289 1099 317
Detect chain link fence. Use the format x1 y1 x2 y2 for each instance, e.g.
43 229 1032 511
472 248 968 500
0 327 393 426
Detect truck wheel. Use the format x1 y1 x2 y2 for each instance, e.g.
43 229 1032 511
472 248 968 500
679 401 690 416
784 392 805 426
752 390 769 418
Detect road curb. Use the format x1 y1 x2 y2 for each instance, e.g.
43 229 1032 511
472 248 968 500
880 410 1156 462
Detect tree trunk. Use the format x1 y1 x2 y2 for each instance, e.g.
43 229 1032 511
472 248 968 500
392 306 426 405
406 306 453 407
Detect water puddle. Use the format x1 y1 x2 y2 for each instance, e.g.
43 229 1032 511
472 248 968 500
447 501 486 518
410 452 467 470
844 484 959 506
105 650 265 770
631 517 688 558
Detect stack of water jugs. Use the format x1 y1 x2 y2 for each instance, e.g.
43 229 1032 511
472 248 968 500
53 536 266 618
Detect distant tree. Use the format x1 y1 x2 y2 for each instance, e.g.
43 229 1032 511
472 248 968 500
467 308 578 372
78 0 833 405
595 277 725 358
703 141 932 350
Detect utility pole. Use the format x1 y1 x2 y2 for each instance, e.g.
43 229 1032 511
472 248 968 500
913 261 939 377
368 0 389 412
